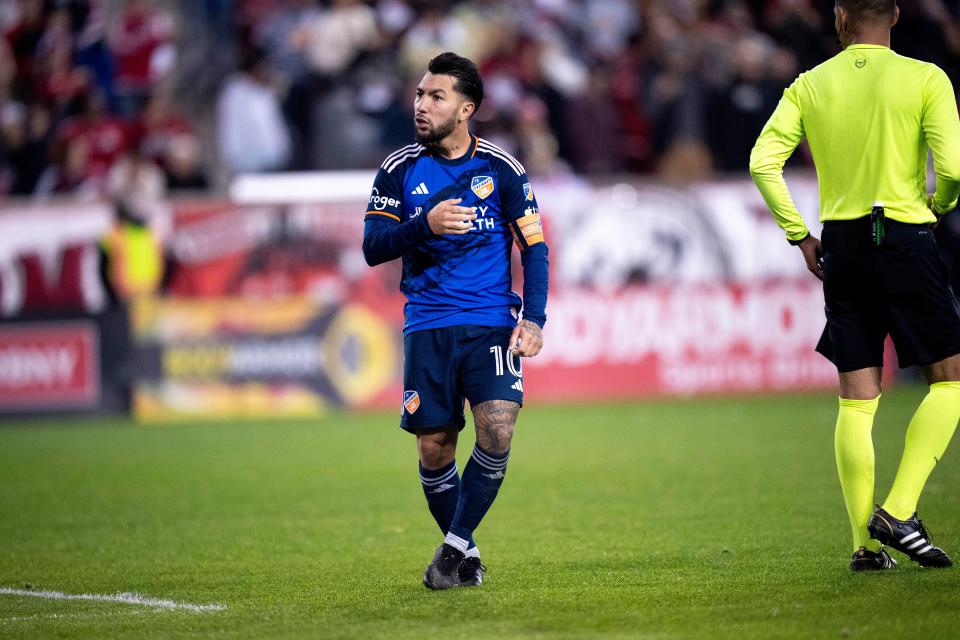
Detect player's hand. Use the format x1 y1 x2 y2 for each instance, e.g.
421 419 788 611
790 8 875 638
798 234 823 281
508 319 543 358
427 198 477 235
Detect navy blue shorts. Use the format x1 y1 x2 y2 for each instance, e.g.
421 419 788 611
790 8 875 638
400 325 524 433
816 217 960 372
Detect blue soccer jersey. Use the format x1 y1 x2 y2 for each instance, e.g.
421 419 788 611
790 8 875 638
363 135 546 334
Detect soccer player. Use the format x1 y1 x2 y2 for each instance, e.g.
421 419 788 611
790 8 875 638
750 0 960 571
362 52 548 589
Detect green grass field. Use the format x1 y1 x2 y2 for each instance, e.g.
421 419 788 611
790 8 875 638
2 386 960 639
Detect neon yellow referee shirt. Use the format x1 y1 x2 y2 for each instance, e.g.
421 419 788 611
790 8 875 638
750 44 960 242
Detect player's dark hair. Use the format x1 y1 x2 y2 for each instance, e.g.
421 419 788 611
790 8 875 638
427 52 484 114
835 0 896 23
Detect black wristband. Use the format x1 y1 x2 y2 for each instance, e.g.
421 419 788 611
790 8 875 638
788 233 810 246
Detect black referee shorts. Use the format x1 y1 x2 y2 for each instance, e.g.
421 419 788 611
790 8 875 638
816 216 960 372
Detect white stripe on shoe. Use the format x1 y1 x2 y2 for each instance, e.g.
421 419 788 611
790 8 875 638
900 531 921 544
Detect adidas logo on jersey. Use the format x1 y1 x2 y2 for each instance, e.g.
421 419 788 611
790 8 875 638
511 380 523 392
410 182 429 195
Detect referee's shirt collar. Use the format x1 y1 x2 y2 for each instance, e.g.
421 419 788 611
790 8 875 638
845 44 890 51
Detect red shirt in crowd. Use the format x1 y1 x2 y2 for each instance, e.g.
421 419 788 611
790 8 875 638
132 110 193 168
57 114 130 177
107 3 174 92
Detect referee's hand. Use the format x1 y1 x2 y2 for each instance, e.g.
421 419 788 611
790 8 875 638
798 234 824 281
427 198 477 235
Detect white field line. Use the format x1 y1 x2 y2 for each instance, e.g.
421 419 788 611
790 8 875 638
0 588 226 613
1 610 145 624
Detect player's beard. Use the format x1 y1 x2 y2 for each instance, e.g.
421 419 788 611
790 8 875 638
414 113 458 147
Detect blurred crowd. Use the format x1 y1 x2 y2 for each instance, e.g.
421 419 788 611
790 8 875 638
3 0 960 199
0 0 207 200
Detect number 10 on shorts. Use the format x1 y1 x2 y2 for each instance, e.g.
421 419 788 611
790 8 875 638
490 345 522 377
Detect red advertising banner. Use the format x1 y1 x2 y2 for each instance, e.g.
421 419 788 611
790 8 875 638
150 190 841 416
0 322 100 409
526 281 836 400
1 176 846 418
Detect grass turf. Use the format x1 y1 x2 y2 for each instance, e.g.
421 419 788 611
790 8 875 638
2 386 960 638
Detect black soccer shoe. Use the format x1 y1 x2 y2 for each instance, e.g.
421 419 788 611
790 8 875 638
867 507 953 568
849 547 897 571
422 543 465 590
458 556 485 587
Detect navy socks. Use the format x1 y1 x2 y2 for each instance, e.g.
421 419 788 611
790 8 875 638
445 445 509 552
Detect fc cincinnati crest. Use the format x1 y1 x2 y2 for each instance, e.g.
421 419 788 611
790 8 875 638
403 390 420 414
471 176 494 199
523 182 534 201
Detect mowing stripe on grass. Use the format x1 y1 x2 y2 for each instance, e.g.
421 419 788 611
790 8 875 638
0 588 226 612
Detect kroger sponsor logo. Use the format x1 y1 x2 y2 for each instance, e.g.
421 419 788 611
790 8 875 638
369 187 401 211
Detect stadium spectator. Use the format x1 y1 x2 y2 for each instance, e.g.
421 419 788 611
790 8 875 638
4 0 45 99
3 0 960 188
34 135 100 197
647 37 712 180
708 35 785 173
398 1 474 77
106 143 165 207
107 0 175 117
563 68 624 174
513 95 564 177
33 36 89 118
72 0 117 109
217 46 291 174
163 132 209 191
56 87 129 179
294 0 379 78
6 101 51 194
132 92 193 170
253 0 313 85
764 0 827 74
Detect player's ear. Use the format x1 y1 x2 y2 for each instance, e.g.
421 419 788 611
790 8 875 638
834 3 847 28
460 101 475 123
891 4 900 27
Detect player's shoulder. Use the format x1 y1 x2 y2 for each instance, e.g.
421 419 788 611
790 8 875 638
379 142 426 174
474 136 526 177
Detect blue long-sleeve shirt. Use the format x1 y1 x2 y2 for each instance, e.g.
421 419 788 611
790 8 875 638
362 136 548 333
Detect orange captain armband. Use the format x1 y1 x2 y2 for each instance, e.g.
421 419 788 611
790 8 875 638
512 207 544 249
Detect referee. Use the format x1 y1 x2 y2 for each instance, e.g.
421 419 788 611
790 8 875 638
750 0 960 571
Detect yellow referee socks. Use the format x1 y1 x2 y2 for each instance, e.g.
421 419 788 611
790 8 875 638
882 381 960 521
835 396 882 552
